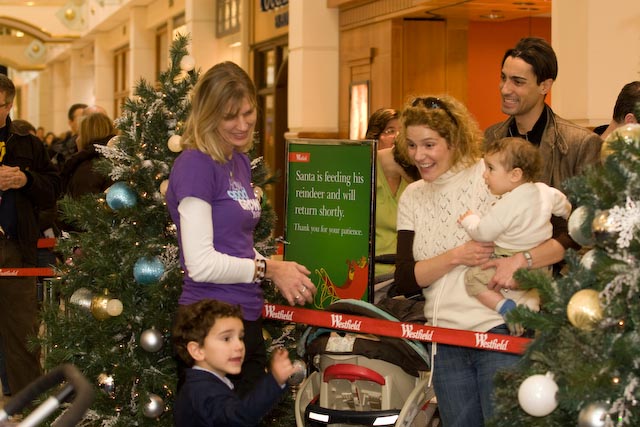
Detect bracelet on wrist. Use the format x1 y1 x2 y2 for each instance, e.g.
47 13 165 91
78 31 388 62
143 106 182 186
254 258 267 282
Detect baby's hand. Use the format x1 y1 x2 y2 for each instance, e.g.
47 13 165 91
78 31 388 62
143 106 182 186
458 210 473 224
270 347 295 386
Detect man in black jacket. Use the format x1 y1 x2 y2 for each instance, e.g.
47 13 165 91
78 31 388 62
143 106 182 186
0 74 61 394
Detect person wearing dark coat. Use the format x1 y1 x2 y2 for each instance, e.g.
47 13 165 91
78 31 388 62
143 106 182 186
0 74 61 394
60 112 114 199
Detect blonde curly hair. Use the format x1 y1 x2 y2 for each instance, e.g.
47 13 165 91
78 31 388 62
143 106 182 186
395 94 483 170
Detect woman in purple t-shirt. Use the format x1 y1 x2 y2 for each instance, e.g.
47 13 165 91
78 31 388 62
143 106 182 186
166 62 316 396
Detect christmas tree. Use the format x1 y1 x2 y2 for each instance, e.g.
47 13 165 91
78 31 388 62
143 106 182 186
40 34 294 426
490 123 640 427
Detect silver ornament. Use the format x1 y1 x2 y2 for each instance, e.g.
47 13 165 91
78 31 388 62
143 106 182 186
568 206 595 247
69 287 93 311
97 373 116 398
578 402 610 427
142 393 164 418
288 359 307 386
140 328 164 352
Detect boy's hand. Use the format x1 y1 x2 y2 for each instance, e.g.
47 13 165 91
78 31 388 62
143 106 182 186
458 209 473 224
270 347 295 386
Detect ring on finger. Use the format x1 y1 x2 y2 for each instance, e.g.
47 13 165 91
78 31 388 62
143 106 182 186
294 295 300 301
300 286 307 293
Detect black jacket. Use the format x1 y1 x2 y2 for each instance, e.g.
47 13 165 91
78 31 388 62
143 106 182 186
2 117 61 265
61 135 114 198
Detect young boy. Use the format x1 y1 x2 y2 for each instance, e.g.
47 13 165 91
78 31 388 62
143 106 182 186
458 137 572 335
172 299 295 426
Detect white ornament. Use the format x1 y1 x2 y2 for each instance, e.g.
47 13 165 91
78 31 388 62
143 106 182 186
580 249 598 270
518 372 558 417
168 134 182 153
180 55 195 72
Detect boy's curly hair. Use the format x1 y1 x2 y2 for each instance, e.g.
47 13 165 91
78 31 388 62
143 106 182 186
172 299 243 367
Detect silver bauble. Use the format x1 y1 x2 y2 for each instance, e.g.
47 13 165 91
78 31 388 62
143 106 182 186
69 287 93 311
140 328 164 352
142 393 164 418
568 206 595 247
97 373 116 398
288 359 307 386
578 401 610 427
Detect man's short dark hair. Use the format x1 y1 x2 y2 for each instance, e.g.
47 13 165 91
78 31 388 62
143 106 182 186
67 103 87 121
502 37 558 84
612 81 640 123
0 74 16 103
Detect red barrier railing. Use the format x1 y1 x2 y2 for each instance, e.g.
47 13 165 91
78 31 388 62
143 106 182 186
263 303 532 355
24 238 532 354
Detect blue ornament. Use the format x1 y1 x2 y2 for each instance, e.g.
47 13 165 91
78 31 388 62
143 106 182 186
106 182 137 210
133 257 165 285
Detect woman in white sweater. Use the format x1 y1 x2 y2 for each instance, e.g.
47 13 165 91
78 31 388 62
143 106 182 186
393 95 520 427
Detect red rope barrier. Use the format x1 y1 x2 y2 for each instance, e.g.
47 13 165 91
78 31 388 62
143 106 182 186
263 303 532 355
0 267 55 277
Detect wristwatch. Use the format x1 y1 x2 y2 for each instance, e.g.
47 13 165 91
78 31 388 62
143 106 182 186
522 251 533 269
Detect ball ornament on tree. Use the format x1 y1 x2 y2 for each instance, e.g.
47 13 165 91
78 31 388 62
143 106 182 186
577 401 610 427
568 205 595 247
106 182 137 210
179 55 196 72
517 372 559 417
97 373 116 398
567 289 603 330
133 256 165 285
142 393 164 418
592 210 618 246
167 134 182 153
159 179 169 197
91 292 124 321
288 359 307 386
253 185 264 202
107 135 120 148
601 123 640 160
140 328 164 353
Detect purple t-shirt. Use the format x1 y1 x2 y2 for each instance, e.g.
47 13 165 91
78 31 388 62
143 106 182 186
166 149 263 320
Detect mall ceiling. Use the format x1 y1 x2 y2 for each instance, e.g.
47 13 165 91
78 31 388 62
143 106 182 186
0 0 551 71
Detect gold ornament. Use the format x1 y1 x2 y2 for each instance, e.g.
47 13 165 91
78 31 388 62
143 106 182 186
167 134 182 152
567 289 603 330
159 179 169 197
262 328 271 341
592 210 618 246
253 186 264 202
601 123 640 161
91 290 123 320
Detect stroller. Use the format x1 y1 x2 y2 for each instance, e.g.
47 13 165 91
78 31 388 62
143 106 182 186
294 299 437 427
0 364 93 427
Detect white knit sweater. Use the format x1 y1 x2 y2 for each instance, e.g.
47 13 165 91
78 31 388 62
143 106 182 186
397 160 505 332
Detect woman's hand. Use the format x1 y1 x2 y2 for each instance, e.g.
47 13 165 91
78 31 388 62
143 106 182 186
266 260 317 306
482 252 527 292
453 240 494 267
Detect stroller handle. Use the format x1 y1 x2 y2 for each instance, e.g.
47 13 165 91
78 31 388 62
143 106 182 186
0 364 94 427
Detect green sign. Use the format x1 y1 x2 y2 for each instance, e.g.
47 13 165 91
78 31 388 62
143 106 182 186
284 139 375 309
